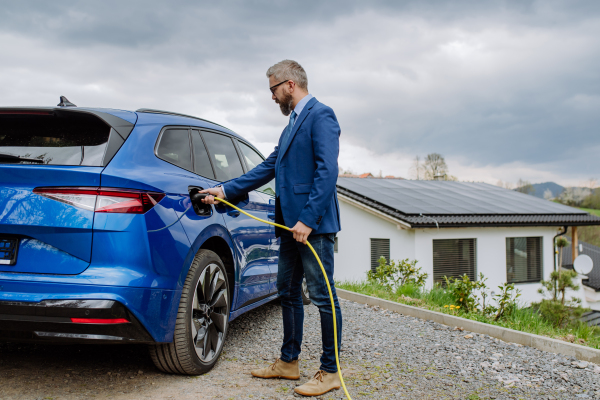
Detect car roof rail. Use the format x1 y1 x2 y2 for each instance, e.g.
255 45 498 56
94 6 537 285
135 108 227 129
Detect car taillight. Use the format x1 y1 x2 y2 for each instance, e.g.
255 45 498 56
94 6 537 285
95 189 165 214
33 187 165 214
32 187 98 211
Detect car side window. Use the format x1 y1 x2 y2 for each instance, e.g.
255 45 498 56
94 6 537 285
201 131 244 182
156 128 192 171
238 141 275 197
191 130 215 179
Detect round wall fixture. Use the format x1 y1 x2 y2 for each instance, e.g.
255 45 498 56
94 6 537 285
573 254 594 275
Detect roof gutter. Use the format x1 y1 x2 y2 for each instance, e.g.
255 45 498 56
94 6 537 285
338 192 412 229
409 222 595 228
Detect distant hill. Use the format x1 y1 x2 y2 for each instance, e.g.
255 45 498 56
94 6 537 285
529 182 564 199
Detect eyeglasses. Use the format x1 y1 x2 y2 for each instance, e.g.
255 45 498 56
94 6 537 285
269 80 290 94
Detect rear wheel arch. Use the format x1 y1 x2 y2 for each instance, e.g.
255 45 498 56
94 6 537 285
178 224 238 288
199 236 236 306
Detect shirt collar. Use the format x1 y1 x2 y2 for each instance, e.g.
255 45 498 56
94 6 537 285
293 94 313 118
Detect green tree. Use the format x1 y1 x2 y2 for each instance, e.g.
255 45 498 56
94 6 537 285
581 188 600 209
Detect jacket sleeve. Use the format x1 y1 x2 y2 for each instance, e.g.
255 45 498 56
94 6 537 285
221 145 278 199
298 106 340 230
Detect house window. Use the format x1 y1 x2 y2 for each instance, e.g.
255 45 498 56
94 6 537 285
433 239 477 284
506 237 542 283
334 237 338 253
370 238 390 272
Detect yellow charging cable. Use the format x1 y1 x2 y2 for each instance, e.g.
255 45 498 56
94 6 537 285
213 197 352 399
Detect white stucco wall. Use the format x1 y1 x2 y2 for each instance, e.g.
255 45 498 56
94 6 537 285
334 197 578 305
334 198 414 282
414 226 562 305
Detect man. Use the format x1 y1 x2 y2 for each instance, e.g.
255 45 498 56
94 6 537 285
200 60 342 397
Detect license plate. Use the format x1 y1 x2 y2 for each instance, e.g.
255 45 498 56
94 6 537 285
0 236 19 265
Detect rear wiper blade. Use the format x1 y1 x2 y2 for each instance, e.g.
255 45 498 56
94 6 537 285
0 153 44 164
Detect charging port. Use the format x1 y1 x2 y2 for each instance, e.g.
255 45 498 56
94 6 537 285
188 186 212 216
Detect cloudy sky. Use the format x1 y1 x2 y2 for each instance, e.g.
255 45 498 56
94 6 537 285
1 1 599 186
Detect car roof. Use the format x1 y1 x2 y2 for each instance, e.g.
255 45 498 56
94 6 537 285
134 108 243 140
0 106 246 142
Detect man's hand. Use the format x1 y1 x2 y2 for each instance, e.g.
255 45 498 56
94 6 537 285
198 187 225 205
290 221 312 244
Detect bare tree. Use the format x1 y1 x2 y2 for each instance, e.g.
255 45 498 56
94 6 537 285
515 179 535 195
497 180 515 190
422 153 448 180
585 178 598 190
409 155 424 180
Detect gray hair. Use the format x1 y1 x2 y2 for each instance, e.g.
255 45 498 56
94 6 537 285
266 60 308 90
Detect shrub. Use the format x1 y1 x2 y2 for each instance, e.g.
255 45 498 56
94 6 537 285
539 269 580 305
537 269 588 328
493 282 521 321
443 274 485 313
367 257 428 291
443 273 520 319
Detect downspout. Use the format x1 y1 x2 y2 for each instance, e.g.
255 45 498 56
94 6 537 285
553 226 568 302
553 225 568 273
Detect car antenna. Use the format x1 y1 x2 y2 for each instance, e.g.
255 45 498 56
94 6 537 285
57 96 77 107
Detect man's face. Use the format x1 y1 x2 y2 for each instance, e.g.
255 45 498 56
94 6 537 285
269 76 294 117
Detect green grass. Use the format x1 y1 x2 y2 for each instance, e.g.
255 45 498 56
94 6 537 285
567 224 600 248
580 207 600 217
338 280 600 349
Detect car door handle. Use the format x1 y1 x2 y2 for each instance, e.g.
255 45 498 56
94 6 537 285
267 212 275 220
227 209 240 217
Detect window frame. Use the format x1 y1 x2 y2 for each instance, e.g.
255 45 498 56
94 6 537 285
235 139 276 197
190 129 217 180
154 126 194 173
200 129 245 183
505 236 543 284
154 125 250 182
370 238 390 272
432 238 477 284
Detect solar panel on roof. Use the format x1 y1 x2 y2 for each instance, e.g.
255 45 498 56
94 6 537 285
336 178 584 215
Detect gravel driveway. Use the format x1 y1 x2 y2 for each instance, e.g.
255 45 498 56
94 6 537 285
1 299 599 399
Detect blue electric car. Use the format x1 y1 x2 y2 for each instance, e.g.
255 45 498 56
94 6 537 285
0 98 309 374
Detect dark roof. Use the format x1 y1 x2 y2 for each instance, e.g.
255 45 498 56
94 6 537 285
561 240 600 291
336 178 600 228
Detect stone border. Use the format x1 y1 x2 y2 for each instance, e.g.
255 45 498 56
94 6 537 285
337 288 600 364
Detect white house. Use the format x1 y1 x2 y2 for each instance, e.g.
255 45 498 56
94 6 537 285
333 177 600 306
562 241 600 312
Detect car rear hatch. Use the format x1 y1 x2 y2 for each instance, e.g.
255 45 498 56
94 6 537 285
0 107 135 274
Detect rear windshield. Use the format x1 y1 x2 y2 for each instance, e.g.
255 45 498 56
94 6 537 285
0 111 111 166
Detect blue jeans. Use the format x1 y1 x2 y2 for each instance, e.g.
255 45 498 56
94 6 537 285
277 233 342 373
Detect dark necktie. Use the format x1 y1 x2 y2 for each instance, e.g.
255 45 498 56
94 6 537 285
276 110 297 196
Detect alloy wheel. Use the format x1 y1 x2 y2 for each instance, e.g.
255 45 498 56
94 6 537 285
191 263 228 362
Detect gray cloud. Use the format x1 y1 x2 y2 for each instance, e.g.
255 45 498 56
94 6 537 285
1 1 599 183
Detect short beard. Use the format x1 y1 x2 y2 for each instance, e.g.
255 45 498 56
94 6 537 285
276 91 294 116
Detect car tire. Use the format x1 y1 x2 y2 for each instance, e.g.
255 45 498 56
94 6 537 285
149 249 230 375
301 275 311 305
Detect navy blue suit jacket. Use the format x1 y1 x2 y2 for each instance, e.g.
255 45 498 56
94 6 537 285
223 97 341 236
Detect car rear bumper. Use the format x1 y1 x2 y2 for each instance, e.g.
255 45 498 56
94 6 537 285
0 299 155 344
0 279 181 343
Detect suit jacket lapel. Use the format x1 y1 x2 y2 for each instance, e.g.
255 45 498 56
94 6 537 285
279 97 318 161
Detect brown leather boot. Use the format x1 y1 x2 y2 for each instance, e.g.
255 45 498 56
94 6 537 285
250 358 300 380
294 370 341 396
